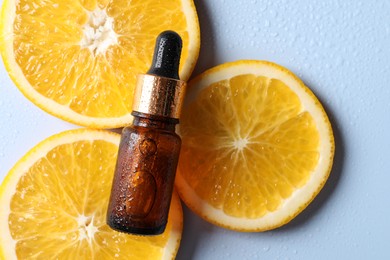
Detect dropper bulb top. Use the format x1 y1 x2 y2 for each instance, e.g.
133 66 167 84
147 30 182 80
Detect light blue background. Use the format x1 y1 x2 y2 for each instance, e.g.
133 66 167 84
1 0 390 259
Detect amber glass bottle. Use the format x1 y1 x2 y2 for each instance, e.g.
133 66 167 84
107 31 186 235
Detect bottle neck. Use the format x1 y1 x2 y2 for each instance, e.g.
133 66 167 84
131 111 178 131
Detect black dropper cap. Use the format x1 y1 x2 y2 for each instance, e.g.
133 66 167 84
147 31 182 80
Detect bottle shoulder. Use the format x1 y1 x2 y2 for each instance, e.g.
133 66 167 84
122 125 180 139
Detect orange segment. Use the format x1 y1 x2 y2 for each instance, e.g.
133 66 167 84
0 129 183 259
0 0 200 127
176 60 334 231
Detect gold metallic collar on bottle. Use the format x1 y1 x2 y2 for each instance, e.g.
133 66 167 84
132 74 186 119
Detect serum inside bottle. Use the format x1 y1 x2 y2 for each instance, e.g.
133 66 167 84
106 31 186 235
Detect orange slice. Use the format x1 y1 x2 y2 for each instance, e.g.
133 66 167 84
0 129 183 259
0 0 200 128
176 60 334 231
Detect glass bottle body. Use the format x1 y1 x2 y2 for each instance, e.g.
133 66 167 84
107 112 181 235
